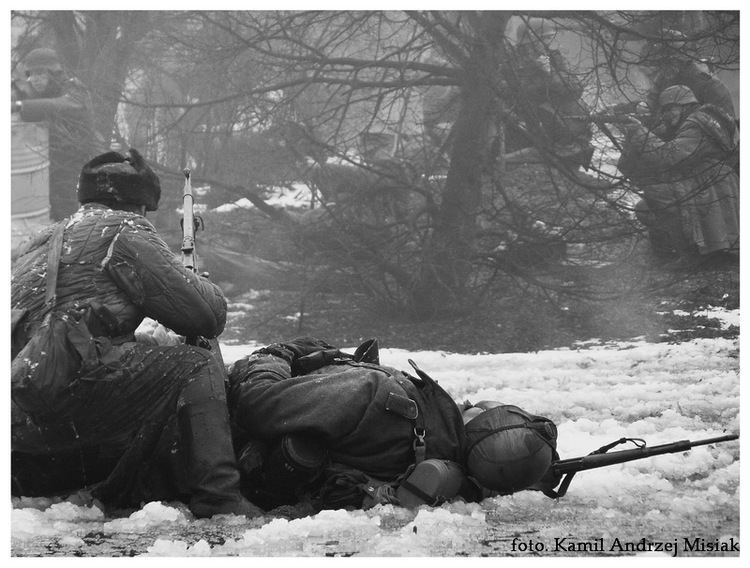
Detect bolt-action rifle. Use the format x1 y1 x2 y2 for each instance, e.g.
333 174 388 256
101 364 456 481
540 433 739 498
181 169 203 272
180 169 224 364
578 111 643 152
587 112 642 126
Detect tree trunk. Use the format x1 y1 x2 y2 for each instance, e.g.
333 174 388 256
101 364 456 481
48 11 153 146
411 14 508 318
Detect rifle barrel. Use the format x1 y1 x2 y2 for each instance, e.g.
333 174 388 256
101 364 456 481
181 168 196 269
589 113 638 125
552 434 738 476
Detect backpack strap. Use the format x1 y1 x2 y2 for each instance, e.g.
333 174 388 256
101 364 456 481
404 359 445 464
392 370 427 465
398 477 440 506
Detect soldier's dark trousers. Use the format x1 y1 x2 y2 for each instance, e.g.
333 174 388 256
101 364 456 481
11 343 252 517
635 187 691 257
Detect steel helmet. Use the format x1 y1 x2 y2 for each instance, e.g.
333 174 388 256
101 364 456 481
659 85 699 108
464 404 557 493
23 48 63 72
77 149 161 211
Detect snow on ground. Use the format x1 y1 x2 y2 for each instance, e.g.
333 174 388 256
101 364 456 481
11 325 739 557
213 183 314 213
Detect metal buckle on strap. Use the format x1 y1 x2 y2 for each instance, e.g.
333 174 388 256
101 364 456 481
413 427 426 464
412 427 427 463
413 427 426 448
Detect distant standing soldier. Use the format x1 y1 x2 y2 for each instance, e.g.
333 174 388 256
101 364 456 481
11 149 262 519
639 29 736 119
11 47 103 221
620 85 739 260
503 18 593 168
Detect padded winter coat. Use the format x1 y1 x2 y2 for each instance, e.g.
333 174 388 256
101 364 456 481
227 350 465 480
11 203 230 501
12 203 226 344
507 49 592 152
647 61 736 118
622 105 739 254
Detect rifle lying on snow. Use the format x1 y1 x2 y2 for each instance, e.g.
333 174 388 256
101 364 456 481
180 169 224 363
540 433 739 498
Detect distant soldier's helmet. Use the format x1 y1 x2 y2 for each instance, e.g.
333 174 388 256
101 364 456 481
464 403 558 493
23 47 63 72
516 18 557 47
77 149 161 211
659 84 699 108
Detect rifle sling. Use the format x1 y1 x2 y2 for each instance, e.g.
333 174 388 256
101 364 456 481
545 437 644 499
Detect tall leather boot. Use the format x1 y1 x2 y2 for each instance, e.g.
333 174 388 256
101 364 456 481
178 399 263 518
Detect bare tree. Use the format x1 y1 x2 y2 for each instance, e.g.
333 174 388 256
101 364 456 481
12 10 739 319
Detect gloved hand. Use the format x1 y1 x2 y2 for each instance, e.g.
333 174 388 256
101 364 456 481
635 101 650 116
318 466 373 509
620 115 649 143
257 337 334 361
294 349 346 374
535 54 551 72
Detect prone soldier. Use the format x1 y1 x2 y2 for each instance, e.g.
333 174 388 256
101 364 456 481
226 337 560 514
226 337 737 516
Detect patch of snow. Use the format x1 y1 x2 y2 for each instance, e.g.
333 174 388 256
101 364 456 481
11 327 739 557
102 502 188 533
697 307 739 329
227 308 255 319
212 185 313 213
213 198 255 213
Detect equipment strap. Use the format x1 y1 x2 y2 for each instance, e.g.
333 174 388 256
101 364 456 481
394 373 427 465
44 223 66 307
466 409 558 456
399 478 439 506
